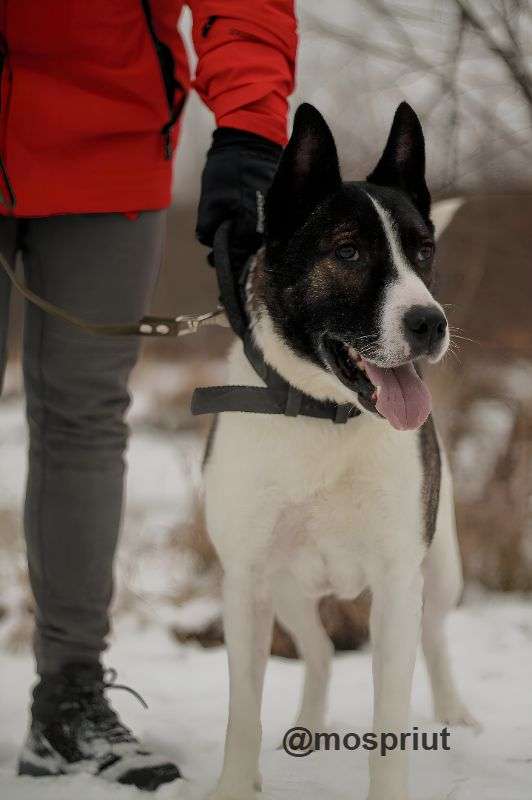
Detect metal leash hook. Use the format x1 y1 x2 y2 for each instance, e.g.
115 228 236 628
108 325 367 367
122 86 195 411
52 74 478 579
137 307 229 338
176 307 229 335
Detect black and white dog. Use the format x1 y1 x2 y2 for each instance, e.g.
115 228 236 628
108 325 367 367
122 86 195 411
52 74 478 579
205 103 476 800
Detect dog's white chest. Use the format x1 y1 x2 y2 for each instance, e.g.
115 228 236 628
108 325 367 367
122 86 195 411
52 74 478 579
269 449 424 600
276 526 368 600
270 502 368 598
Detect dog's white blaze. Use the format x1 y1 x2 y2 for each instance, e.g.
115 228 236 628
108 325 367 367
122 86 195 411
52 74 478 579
367 194 449 365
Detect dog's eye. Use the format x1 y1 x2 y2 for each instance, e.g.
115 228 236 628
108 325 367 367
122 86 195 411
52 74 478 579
417 243 434 263
335 245 359 262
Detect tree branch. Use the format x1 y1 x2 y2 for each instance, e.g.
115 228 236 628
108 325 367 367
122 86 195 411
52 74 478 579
452 0 532 120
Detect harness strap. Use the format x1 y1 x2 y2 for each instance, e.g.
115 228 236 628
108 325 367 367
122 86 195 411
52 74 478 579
191 384 358 422
211 220 248 338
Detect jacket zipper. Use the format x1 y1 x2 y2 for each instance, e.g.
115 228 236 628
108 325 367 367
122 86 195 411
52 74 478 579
0 2 15 211
141 0 186 160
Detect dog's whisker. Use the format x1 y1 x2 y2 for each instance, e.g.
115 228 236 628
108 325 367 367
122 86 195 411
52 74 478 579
448 326 471 336
447 349 461 365
450 334 480 346
447 341 462 364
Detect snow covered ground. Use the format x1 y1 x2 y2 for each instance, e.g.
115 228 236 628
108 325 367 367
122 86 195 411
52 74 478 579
1 365 532 799
1 594 532 800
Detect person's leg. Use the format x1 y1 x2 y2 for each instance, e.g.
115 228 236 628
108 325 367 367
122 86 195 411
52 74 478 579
0 218 19 393
21 211 165 674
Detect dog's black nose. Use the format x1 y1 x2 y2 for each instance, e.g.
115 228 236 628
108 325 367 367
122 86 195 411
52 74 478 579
403 305 447 354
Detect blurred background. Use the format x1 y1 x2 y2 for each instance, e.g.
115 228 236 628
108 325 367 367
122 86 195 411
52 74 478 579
1 0 532 656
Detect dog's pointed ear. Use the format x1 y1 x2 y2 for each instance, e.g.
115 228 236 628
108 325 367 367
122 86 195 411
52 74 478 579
367 102 431 221
266 103 342 244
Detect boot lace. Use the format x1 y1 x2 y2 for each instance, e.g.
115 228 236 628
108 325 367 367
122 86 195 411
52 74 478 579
58 667 148 745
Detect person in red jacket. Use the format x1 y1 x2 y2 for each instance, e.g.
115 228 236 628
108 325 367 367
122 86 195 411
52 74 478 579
0 1 297 789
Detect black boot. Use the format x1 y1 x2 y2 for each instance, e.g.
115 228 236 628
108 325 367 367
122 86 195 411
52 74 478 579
18 663 181 791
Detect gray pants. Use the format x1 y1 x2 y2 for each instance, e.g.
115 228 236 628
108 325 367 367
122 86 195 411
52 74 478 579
0 212 165 675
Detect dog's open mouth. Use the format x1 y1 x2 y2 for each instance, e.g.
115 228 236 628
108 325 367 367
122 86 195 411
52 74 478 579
320 335 432 431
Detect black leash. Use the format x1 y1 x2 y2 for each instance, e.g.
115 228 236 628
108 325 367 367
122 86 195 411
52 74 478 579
0 247 226 339
0 222 358 424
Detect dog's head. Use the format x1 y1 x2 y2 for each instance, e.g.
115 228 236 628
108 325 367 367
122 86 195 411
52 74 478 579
254 102 448 431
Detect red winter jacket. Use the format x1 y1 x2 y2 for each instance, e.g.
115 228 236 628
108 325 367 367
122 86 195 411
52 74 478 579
0 1 297 217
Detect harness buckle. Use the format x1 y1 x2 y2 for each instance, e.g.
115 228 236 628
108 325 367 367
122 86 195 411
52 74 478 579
334 404 352 424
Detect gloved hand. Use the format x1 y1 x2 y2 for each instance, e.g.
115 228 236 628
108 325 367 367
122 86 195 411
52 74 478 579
196 127 283 282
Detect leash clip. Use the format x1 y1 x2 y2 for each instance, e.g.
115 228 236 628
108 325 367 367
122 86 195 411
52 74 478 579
138 307 228 338
175 306 227 336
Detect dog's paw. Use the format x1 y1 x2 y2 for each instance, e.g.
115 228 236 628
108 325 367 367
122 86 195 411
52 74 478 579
436 703 482 732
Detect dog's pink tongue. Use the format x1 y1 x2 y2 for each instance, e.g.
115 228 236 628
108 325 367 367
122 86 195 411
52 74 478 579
362 360 432 431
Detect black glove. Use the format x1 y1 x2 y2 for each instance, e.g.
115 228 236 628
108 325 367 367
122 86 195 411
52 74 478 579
196 127 283 280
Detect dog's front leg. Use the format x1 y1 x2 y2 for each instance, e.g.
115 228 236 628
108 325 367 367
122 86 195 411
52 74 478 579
212 567 273 800
368 568 423 800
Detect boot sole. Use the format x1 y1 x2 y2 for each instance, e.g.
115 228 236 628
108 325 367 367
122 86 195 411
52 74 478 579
19 758 182 791
18 759 63 778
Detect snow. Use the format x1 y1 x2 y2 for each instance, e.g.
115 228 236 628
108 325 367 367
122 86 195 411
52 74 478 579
0 594 531 799
1 365 532 799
